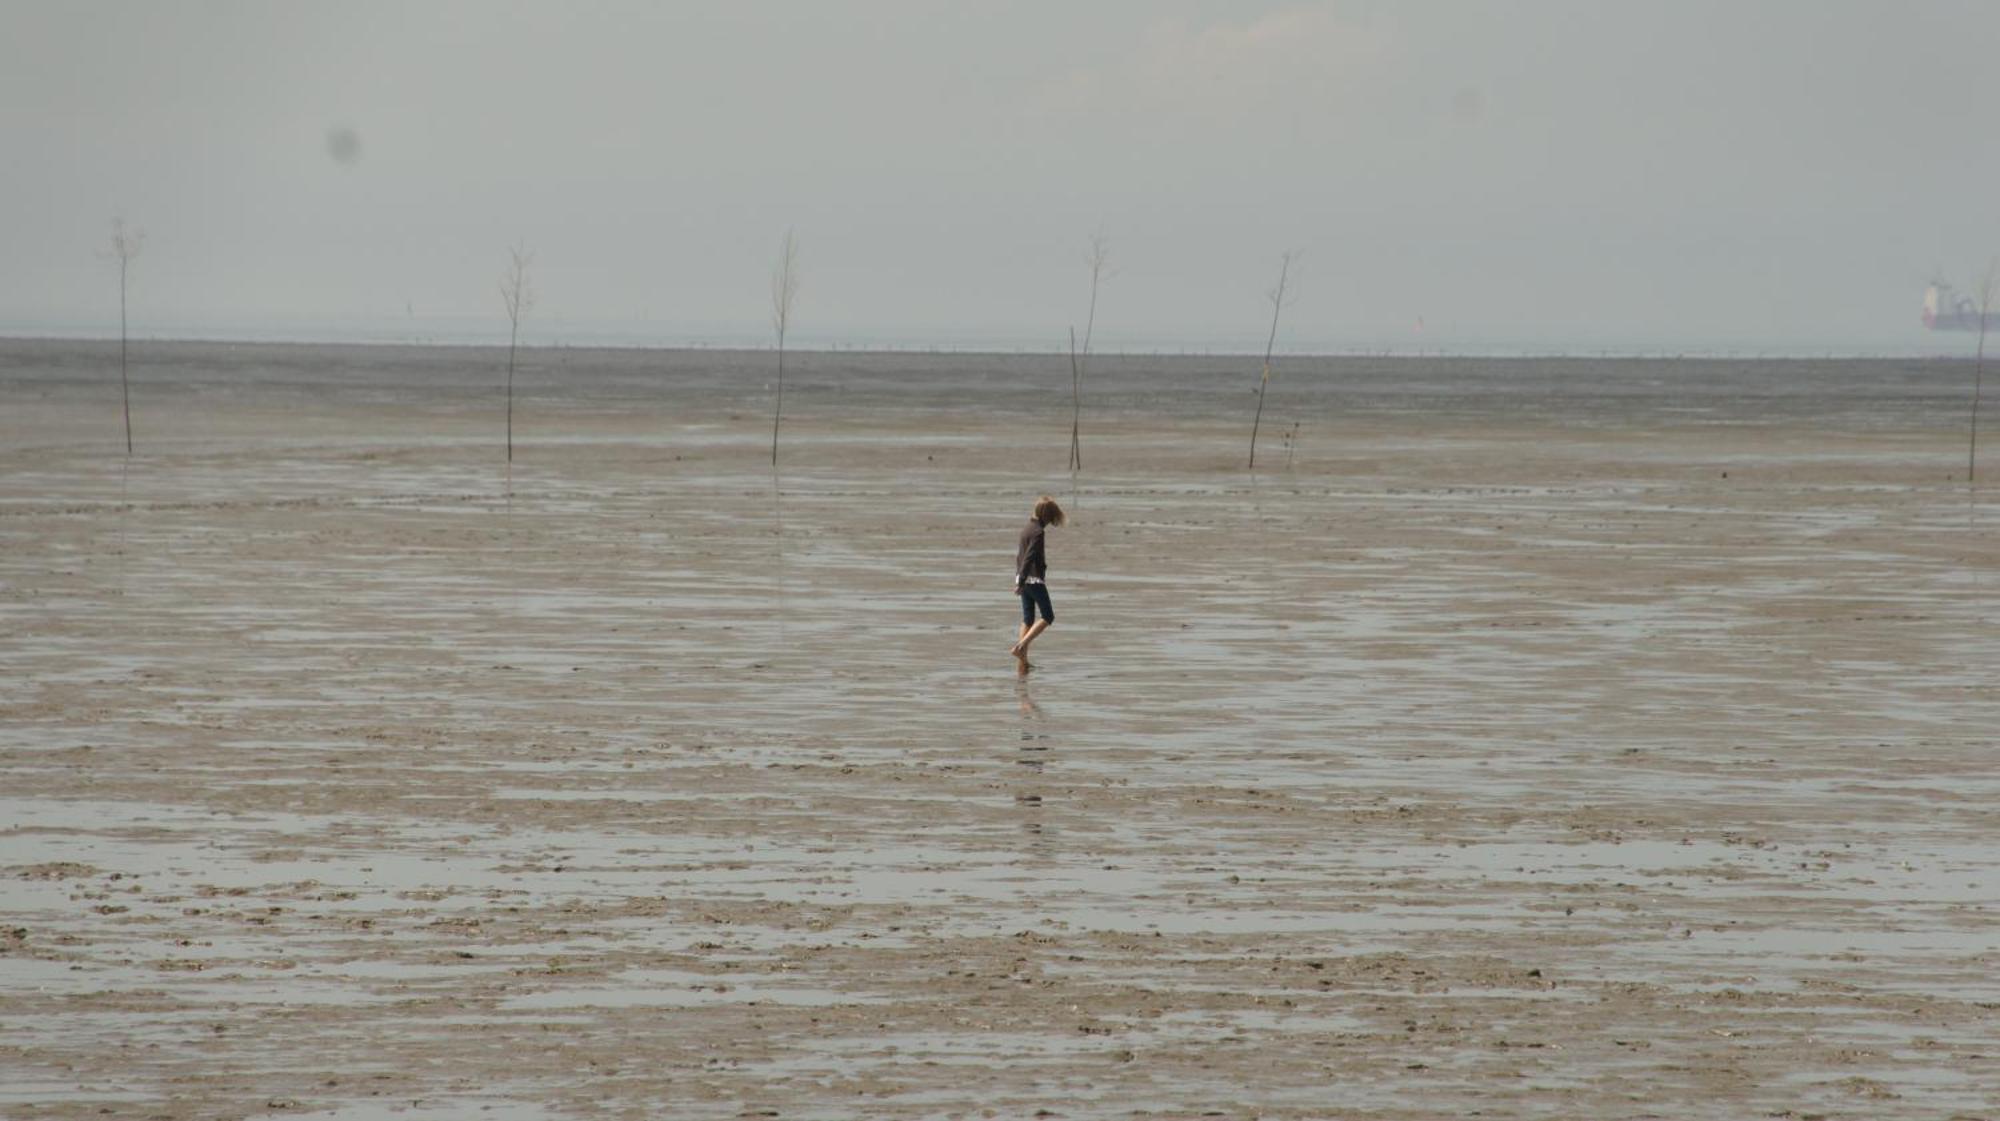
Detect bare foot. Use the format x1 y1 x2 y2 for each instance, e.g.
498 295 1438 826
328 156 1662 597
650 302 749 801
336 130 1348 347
1008 642 1026 658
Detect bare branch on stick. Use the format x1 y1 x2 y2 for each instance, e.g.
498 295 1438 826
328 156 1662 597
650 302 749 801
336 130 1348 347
770 229 800 467
103 218 146 455
1248 250 1300 471
499 243 535 463
1970 256 1996 483
1070 233 1111 472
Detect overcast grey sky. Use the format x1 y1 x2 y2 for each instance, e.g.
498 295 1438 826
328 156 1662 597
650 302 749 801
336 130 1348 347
4 0 1997 352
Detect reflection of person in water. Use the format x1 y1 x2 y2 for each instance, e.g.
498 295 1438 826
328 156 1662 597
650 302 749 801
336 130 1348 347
1015 674 1044 722
1012 674 1054 860
1010 495 1066 668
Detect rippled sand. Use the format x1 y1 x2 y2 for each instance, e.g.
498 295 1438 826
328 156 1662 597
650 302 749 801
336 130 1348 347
2 340 1996 1119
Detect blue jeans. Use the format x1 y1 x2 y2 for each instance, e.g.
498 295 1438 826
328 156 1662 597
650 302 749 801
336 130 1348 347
1019 583 1054 626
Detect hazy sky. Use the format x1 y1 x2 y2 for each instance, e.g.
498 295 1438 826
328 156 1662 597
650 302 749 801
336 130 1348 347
4 0 1997 352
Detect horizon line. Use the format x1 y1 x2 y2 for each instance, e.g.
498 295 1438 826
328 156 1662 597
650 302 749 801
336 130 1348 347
0 327 1977 364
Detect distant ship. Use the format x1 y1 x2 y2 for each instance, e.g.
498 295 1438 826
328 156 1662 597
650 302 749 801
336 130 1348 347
1922 279 1995 331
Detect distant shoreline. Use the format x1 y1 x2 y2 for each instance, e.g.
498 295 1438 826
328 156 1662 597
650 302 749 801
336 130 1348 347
0 331 1975 363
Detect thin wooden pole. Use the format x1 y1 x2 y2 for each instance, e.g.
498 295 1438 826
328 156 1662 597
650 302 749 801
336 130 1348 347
1970 261 1996 484
506 317 517 463
1972 317 1986 483
1072 241 1106 472
1068 327 1081 472
772 332 784 467
769 231 797 468
119 256 132 456
1249 254 1292 471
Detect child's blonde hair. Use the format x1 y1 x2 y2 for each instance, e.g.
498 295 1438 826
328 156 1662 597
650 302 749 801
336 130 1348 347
1033 495 1066 527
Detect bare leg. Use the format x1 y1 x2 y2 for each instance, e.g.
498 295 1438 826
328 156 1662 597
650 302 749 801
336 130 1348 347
1010 619 1050 658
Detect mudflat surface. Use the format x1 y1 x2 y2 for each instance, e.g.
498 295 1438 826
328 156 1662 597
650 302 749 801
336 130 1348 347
2 340 1996 1120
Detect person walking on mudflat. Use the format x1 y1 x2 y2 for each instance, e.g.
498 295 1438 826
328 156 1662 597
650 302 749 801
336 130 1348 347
1011 495 1065 667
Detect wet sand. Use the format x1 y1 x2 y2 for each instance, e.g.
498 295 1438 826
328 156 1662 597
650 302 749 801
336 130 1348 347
2 340 1996 1119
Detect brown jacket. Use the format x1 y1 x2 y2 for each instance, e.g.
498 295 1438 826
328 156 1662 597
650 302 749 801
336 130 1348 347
1015 517 1048 586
